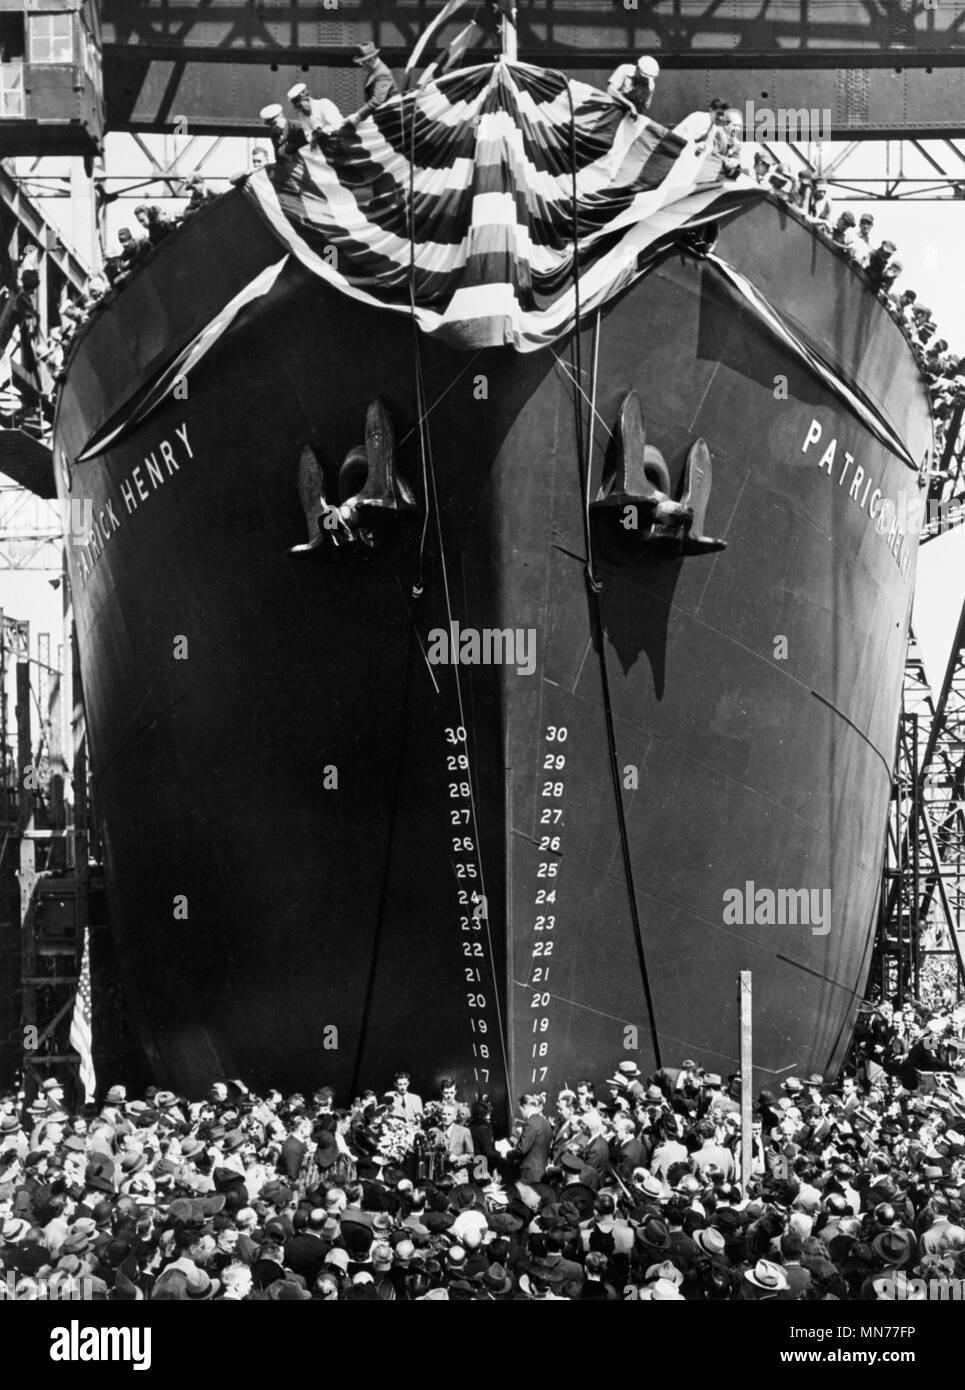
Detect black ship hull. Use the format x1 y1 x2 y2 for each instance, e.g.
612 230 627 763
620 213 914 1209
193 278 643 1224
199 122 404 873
54 189 931 1108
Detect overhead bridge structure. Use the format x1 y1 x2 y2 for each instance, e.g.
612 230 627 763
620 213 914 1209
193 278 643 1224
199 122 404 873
93 0 965 140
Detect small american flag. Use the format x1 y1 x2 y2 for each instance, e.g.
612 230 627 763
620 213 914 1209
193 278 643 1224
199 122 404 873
69 927 96 1102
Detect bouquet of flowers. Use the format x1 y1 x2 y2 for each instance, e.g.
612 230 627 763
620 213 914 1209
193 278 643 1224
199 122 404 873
422 1101 446 1131
375 1115 417 1166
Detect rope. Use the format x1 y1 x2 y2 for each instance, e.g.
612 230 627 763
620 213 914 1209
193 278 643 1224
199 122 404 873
587 309 602 570
402 82 511 1093
350 633 418 1097
561 75 602 597
407 90 431 600
556 68 662 1067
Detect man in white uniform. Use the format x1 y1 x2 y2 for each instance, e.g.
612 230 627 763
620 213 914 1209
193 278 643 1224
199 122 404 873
287 82 341 143
607 54 660 118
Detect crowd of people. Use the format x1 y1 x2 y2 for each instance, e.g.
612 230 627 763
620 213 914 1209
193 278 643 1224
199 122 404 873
2 988 964 1301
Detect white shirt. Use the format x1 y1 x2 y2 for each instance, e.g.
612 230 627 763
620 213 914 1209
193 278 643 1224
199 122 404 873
607 63 638 99
607 64 652 114
298 97 341 134
852 231 872 267
391 1091 423 1121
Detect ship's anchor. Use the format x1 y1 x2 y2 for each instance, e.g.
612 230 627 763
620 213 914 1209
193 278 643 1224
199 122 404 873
590 391 726 557
290 399 417 556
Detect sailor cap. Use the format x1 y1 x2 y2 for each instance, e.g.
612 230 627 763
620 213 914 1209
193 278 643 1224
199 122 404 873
636 56 660 78
259 103 283 121
287 82 308 101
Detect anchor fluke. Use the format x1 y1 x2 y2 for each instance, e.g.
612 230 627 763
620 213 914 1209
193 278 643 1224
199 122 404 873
679 438 727 555
289 444 336 554
290 399 417 558
590 391 727 559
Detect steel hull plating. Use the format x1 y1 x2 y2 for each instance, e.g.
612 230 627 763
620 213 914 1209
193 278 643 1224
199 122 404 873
54 192 930 1105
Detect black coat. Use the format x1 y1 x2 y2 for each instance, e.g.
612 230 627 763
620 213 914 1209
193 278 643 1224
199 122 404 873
469 1119 498 1162
516 1114 552 1182
283 1231 328 1284
279 1136 307 1181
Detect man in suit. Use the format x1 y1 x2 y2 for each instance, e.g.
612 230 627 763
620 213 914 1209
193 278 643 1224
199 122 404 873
283 1208 329 1285
552 1090 586 1164
579 1111 611 1187
344 42 398 129
390 1072 423 1123
514 1096 552 1183
692 1120 736 1182
439 1105 474 1172
278 1119 309 1183
611 1113 646 1182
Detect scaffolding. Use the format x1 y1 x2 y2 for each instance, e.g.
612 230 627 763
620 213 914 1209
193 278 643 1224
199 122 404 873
875 397 965 1006
0 602 95 1099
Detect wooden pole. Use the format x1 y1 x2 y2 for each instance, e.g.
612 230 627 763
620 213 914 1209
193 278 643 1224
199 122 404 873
740 971 752 1191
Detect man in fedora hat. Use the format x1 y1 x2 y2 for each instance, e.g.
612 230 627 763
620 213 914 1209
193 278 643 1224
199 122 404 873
871 1228 914 1268
742 1257 791 1300
477 1262 514 1300
39 1078 67 1112
693 1224 730 1268
344 42 398 130
607 1060 646 1104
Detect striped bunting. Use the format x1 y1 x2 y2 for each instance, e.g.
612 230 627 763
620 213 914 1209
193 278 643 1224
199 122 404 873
245 59 763 353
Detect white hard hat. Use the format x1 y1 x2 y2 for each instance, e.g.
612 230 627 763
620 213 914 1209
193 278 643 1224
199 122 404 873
286 82 308 101
259 103 283 121
636 55 660 78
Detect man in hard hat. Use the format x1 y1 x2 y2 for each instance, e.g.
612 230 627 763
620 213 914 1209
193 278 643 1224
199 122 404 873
607 54 660 118
286 82 342 144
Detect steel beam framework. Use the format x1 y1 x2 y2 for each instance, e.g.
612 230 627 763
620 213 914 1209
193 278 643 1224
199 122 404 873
95 1 965 63
82 0 965 138
875 404 965 1005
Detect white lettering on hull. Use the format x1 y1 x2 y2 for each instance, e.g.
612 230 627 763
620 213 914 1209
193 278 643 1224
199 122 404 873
800 416 920 577
66 421 194 584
